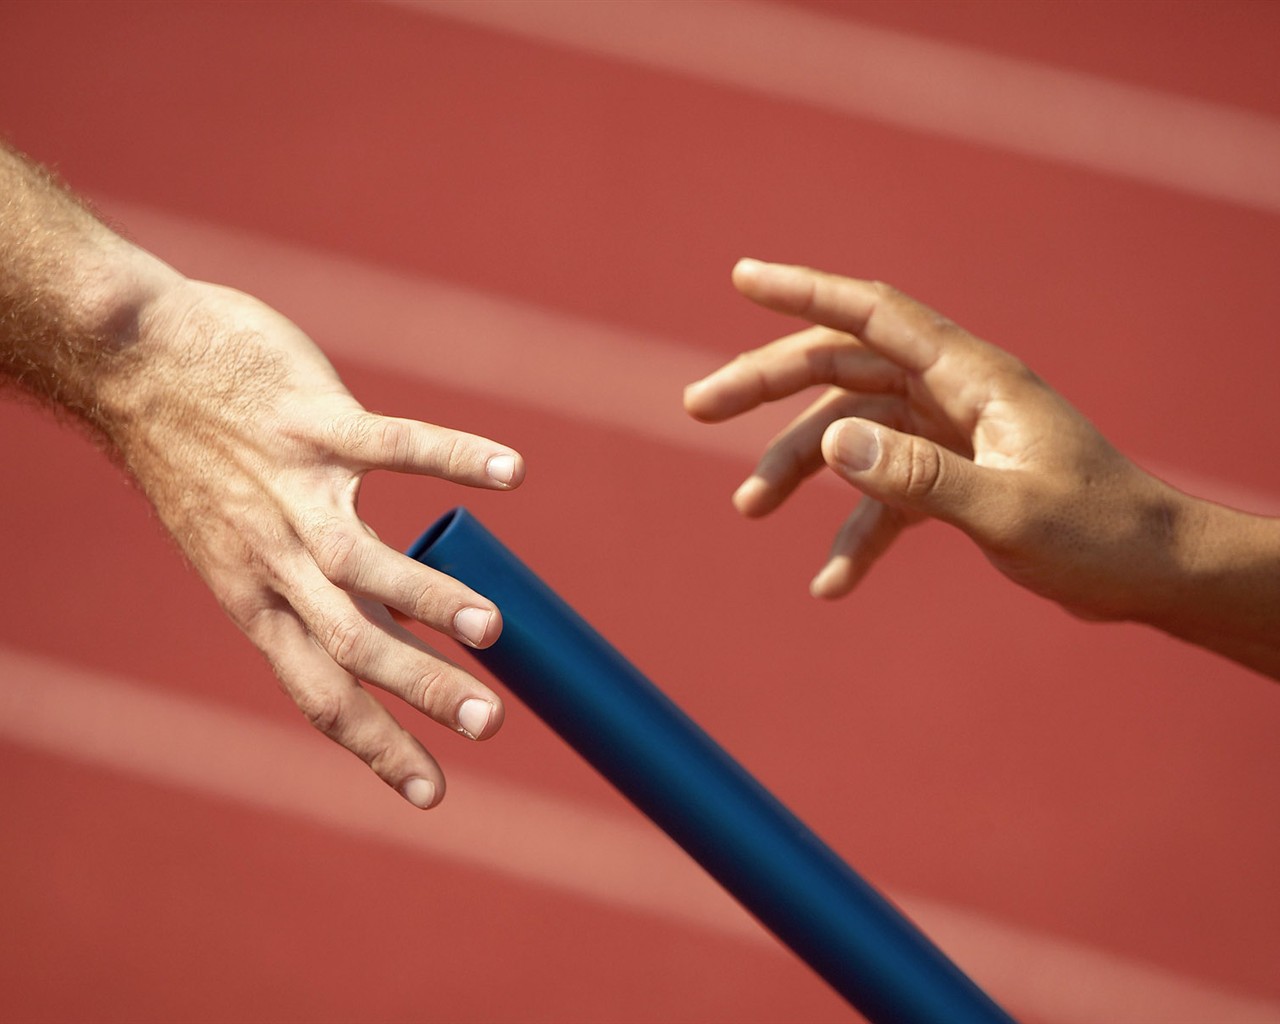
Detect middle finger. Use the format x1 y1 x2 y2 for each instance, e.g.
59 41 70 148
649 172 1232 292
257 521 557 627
685 325 903 423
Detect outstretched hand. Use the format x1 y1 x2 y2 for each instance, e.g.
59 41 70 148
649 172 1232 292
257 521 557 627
1 141 533 806
685 259 1188 626
107 279 525 808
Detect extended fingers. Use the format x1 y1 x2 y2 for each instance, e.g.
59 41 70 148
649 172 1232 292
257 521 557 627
730 258 972 373
733 390 897 517
328 411 525 489
249 605 449 808
810 500 909 599
289 577 505 741
300 510 501 648
685 325 902 423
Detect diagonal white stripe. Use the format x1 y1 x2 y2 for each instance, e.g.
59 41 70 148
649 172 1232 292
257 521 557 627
2 645 1278 1022
108 198 1280 516
0 646 757 940
398 0 1280 215
109 199 812 463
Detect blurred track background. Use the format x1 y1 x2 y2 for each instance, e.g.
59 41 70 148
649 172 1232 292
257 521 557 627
2 2 1278 1021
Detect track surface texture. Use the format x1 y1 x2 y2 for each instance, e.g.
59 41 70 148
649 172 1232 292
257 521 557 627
2 3 1278 1022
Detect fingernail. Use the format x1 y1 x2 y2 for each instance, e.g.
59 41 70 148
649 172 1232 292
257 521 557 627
457 698 492 739
830 421 879 472
810 565 835 597
810 560 847 599
684 377 721 416
732 476 767 509
403 777 437 809
734 257 765 277
486 454 518 486
454 606 493 648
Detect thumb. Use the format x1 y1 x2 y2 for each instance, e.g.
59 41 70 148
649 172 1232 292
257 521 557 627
822 418 990 530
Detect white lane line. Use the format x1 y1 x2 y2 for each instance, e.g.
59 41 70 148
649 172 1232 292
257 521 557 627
397 0 1280 215
109 200 811 464
0 646 757 940
2 646 1278 1023
109 199 1280 516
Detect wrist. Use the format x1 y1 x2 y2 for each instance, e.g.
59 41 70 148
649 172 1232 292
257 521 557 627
59 236 188 439
1144 492 1280 678
0 192 186 435
72 232 186 350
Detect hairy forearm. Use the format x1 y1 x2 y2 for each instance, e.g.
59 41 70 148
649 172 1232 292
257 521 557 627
0 141 182 439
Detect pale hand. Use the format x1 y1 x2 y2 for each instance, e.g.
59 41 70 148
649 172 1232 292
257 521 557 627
106 278 526 808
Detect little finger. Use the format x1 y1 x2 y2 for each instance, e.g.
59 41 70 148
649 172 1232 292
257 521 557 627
810 499 910 599
250 604 448 808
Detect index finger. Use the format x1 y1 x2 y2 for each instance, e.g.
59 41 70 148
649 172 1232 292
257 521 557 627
328 411 525 489
730 258 962 374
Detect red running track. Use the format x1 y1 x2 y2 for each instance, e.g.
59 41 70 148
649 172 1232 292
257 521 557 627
2 3 1279 1022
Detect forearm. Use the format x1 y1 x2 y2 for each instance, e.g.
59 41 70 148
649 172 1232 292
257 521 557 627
0 141 182 440
1154 495 1280 680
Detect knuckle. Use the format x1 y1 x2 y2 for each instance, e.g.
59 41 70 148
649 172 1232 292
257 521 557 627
1007 358 1045 390
871 280 959 342
403 571 445 624
319 613 368 669
225 591 275 635
869 279 899 302
740 360 776 403
305 515 362 583
364 737 405 782
727 350 761 383
375 417 415 465
928 311 962 337
898 438 943 501
326 410 374 457
439 431 471 478
405 664 449 715
295 687 347 737
865 281 901 338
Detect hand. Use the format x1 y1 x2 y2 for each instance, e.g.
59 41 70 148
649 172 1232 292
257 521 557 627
105 278 525 808
684 259 1191 626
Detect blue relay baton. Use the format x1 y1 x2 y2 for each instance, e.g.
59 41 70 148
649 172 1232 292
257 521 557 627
408 508 1016 1024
